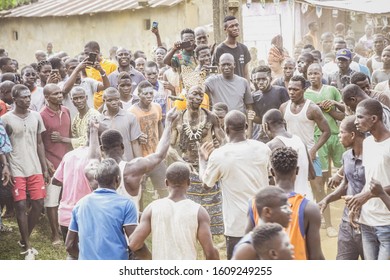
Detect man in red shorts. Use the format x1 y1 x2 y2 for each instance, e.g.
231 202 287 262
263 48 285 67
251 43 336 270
1 84 49 260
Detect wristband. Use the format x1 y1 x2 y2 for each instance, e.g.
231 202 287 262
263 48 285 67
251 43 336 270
324 106 333 113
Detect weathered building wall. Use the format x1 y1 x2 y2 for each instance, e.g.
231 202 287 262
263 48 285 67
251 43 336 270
0 0 213 67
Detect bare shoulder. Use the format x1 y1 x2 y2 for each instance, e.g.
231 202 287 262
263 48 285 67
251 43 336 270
279 101 288 112
304 200 322 223
198 205 211 222
306 101 322 119
124 157 147 175
231 243 257 260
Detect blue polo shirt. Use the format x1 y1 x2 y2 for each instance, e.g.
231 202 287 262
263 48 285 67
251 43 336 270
342 149 365 222
69 188 138 260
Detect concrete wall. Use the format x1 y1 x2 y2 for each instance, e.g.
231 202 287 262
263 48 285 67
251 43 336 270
0 0 213 67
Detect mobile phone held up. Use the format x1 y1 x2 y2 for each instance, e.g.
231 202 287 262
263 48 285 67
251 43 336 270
179 41 192 49
206 66 218 74
152 21 158 29
87 52 97 64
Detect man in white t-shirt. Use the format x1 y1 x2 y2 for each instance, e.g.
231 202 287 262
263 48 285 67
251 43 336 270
346 98 390 260
199 110 271 259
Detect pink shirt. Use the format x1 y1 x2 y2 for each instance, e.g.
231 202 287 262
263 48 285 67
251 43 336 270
40 105 71 168
53 146 92 227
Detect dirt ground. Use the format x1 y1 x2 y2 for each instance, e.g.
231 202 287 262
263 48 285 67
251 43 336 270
320 199 344 260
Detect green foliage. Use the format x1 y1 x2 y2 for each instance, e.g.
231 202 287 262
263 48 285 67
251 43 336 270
0 0 34 11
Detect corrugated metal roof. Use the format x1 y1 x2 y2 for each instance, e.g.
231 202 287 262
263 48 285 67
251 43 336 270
300 0 390 15
1 0 184 18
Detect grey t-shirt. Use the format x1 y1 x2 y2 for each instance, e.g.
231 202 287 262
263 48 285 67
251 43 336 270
100 109 142 161
204 74 253 113
2 111 46 177
108 68 145 93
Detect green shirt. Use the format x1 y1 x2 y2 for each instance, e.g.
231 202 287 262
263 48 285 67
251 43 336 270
304 85 342 135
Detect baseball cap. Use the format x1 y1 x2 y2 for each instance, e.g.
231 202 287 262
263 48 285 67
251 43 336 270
336 48 352 60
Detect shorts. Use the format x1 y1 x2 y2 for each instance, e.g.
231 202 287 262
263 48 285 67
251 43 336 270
44 181 62 207
13 174 46 202
316 134 345 172
313 157 322 177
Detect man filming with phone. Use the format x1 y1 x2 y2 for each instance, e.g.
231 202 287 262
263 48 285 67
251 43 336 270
163 28 197 93
173 44 216 111
83 41 117 110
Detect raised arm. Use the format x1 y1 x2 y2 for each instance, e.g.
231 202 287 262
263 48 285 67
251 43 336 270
93 61 110 91
84 119 101 189
163 42 181 67
126 108 178 176
210 113 226 146
151 26 163 47
62 59 89 94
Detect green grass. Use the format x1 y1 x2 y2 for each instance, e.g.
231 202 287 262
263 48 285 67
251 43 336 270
0 181 227 260
0 214 67 260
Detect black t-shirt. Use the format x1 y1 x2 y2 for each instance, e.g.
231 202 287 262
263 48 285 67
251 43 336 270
252 85 290 122
212 42 251 78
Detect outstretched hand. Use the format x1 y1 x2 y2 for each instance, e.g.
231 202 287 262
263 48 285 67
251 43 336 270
247 110 256 121
166 107 179 123
198 141 214 161
328 172 343 189
317 199 328 214
151 27 159 36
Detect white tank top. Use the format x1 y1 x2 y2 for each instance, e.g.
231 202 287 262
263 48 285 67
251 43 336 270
151 198 200 259
371 57 383 72
116 161 141 215
284 99 316 151
275 135 313 201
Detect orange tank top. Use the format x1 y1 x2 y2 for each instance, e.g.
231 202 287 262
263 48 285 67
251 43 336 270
249 192 308 260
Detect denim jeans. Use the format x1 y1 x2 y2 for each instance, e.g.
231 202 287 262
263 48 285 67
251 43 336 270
361 224 390 260
336 220 364 260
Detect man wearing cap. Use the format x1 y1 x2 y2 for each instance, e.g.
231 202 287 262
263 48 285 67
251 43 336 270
330 49 356 91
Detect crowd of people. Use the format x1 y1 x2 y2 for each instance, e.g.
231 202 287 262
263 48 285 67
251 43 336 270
1 14 390 261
